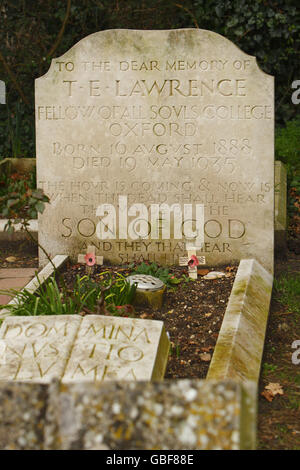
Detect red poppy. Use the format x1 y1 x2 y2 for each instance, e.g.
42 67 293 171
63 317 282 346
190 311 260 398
84 253 96 266
188 255 199 267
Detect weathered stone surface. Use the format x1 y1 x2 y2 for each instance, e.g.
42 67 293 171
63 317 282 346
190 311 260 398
0 277 34 306
0 268 38 279
275 161 287 253
207 258 273 383
0 381 48 450
0 378 256 450
44 379 256 450
0 316 81 383
0 315 169 383
36 29 274 273
0 80 5 104
63 315 170 382
0 277 33 291
0 219 38 242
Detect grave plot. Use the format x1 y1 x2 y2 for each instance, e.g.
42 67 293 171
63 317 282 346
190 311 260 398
58 259 237 380
0 28 276 449
0 255 236 383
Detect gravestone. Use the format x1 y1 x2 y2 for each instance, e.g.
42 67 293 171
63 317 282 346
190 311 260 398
0 316 81 382
0 315 170 383
274 161 287 252
0 80 5 104
36 29 274 273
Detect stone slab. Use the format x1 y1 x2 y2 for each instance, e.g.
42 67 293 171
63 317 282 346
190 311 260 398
0 276 34 306
36 28 274 273
0 381 48 450
0 277 33 293
274 161 287 253
0 315 81 383
0 80 5 104
0 315 170 384
0 378 256 450
0 268 37 279
63 315 169 383
0 294 13 306
0 219 38 243
275 161 287 231
49 379 256 450
207 258 273 383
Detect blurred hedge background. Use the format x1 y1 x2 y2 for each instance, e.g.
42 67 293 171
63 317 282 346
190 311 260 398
0 0 299 159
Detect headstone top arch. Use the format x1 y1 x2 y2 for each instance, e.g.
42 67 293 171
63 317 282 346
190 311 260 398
36 28 274 273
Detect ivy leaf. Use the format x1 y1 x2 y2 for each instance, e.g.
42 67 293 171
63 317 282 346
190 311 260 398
35 201 46 213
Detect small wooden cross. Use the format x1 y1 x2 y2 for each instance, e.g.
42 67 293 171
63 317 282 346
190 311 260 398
78 245 103 275
179 249 206 280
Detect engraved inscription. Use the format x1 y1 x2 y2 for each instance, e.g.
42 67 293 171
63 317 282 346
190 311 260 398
63 316 167 383
36 29 274 271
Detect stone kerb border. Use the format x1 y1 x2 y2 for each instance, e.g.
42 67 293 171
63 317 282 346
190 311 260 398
0 378 256 450
0 255 68 320
274 161 287 253
207 258 273 383
0 219 38 242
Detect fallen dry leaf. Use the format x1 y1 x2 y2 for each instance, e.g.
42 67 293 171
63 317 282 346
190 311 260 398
140 313 148 319
265 382 284 396
5 256 17 263
261 382 284 402
198 268 210 276
226 266 235 272
261 390 274 402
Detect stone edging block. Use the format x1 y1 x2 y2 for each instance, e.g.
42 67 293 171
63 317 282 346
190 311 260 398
274 161 287 253
0 378 256 450
207 258 273 383
0 219 37 242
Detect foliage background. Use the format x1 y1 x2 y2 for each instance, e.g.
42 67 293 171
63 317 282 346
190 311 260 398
0 0 299 158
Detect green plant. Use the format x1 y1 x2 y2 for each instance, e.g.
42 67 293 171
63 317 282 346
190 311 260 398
1 271 137 317
286 396 300 411
7 101 22 157
274 272 300 315
275 117 300 222
0 183 59 277
0 275 86 316
131 262 182 288
262 362 278 375
294 373 300 386
0 186 49 229
0 167 36 199
169 342 181 358
97 271 137 309
275 117 300 175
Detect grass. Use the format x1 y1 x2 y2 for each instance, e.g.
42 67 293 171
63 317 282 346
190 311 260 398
274 271 300 315
0 272 137 317
262 362 278 375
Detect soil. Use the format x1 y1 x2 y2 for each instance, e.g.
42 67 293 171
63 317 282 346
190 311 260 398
0 239 38 268
60 261 237 380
